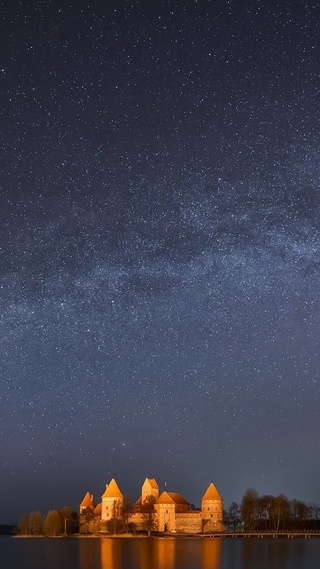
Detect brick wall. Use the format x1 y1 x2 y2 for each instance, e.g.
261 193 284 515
175 512 202 533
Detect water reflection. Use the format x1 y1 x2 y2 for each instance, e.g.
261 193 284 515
153 538 176 569
100 539 121 569
98 537 222 569
79 538 101 569
202 538 222 569
241 538 309 569
4 535 320 569
77 535 316 569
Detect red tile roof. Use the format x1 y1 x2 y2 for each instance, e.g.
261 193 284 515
101 478 123 499
80 492 94 508
157 491 189 505
202 483 222 501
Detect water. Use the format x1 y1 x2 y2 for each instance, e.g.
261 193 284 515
2 536 320 569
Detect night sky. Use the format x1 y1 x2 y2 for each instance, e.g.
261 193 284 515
1 0 319 524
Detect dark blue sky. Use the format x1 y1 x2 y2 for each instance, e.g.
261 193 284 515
1 0 319 524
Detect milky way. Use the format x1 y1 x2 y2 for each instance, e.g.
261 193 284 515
0 0 319 523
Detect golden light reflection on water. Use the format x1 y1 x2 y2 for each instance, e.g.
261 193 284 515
202 538 222 569
153 538 176 569
80 536 223 569
100 538 121 569
101 538 222 569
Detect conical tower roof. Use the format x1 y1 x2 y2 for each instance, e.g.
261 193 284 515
80 491 94 508
101 478 123 499
202 482 222 501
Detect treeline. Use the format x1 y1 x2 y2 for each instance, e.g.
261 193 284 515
16 507 79 536
16 496 157 537
224 489 320 532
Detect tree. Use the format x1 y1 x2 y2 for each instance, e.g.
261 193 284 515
241 489 259 531
43 510 61 537
256 495 274 530
58 506 74 536
70 510 80 534
121 496 134 533
106 499 122 534
270 494 290 531
80 506 95 534
17 513 31 536
141 495 156 537
308 503 320 530
30 511 43 535
227 502 240 532
291 499 308 530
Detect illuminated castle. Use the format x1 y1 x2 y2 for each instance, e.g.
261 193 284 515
80 477 223 534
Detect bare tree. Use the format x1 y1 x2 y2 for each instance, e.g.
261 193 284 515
241 488 259 531
43 510 61 536
141 495 156 537
121 496 134 533
17 513 31 535
291 499 308 530
227 502 240 531
30 511 43 535
270 495 290 531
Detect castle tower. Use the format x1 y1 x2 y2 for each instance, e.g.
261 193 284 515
141 477 159 504
155 492 176 532
201 482 224 532
79 491 95 513
155 491 190 532
101 478 124 521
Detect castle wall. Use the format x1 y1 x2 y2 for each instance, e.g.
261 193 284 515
201 518 224 533
129 512 146 531
175 512 202 534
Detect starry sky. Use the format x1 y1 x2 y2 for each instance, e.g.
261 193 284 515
1 0 319 524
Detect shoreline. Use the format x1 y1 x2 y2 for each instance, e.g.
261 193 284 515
11 531 320 540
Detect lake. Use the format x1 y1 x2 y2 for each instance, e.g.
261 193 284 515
2 535 320 569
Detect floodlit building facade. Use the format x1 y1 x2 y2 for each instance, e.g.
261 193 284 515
80 477 223 534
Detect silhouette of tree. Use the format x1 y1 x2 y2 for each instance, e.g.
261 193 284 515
227 502 240 531
141 495 156 537
291 499 309 530
80 506 95 534
270 494 290 531
241 488 259 531
58 506 76 535
121 496 134 533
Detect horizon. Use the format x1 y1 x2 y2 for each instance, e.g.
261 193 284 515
3 470 320 526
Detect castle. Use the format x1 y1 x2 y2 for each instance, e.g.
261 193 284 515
80 477 223 534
